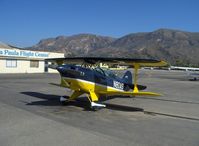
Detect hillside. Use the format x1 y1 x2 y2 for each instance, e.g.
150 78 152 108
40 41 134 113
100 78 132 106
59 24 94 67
29 34 115 57
28 29 199 66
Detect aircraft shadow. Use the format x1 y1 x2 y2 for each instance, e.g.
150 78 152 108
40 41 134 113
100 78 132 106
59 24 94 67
155 76 189 81
136 96 199 105
21 91 62 106
21 91 143 112
105 103 143 112
99 95 133 102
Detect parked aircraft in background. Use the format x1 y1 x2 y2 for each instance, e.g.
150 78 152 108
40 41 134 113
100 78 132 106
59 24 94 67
170 66 199 81
170 66 199 71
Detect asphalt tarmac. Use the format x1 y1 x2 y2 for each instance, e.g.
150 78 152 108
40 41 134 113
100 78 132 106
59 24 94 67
0 70 199 146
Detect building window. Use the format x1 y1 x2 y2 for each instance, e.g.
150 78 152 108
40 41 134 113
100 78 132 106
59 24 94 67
6 59 17 68
30 60 39 68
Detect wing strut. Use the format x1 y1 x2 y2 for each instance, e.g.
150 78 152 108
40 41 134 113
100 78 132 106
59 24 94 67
133 64 140 93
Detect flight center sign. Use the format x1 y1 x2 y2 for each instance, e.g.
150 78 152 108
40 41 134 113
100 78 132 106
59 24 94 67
0 48 49 58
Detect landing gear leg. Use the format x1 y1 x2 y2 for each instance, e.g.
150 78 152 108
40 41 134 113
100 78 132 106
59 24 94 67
60 91 83 105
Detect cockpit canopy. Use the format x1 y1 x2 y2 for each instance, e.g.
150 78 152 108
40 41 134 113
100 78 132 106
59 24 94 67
94 67 117 78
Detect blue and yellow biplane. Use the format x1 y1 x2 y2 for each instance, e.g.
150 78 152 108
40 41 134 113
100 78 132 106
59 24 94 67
46 57 167 110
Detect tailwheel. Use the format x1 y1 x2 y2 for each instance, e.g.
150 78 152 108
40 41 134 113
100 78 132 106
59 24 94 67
60 96 73 105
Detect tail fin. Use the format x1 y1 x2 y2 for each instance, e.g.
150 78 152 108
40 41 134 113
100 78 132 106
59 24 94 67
123 71 147 91
122 71 132 84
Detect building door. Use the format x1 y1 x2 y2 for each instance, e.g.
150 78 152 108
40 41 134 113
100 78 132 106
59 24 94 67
44 61 48 72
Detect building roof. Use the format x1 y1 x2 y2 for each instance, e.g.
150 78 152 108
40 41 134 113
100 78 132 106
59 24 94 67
0 42 12 49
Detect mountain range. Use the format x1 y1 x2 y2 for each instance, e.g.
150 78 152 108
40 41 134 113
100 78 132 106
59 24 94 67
16 29 199 67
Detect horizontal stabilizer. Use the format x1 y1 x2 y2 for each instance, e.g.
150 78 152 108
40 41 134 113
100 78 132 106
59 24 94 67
131 91 161 96
107 91 161 96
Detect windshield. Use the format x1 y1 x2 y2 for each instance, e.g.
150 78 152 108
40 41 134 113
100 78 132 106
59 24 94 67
94 67 116 78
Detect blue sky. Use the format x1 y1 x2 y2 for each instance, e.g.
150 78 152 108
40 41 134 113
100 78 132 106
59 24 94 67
0 0 199 47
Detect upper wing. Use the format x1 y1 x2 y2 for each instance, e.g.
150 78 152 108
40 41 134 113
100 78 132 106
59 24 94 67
45 57 168 67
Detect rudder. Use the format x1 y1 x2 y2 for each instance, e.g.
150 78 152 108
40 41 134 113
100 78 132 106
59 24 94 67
122 71 132 84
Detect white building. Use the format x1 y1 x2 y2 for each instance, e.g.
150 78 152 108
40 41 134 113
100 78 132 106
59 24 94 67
0 47 64 73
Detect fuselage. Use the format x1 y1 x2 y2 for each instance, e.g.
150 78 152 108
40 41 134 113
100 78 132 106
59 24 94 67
57 65 126 95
